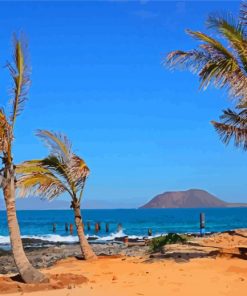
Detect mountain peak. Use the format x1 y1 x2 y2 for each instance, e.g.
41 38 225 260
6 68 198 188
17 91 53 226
140 189 227 208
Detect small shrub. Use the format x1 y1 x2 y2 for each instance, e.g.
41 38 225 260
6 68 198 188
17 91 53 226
149 233 188 252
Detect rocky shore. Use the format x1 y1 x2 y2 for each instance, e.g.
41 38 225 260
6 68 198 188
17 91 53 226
0 241 149 275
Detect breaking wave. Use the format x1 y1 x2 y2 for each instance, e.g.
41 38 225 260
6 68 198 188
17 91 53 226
0 229 164 246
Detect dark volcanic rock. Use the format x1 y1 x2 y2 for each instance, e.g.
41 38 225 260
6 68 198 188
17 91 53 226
0 243 148 275
140 189 227 208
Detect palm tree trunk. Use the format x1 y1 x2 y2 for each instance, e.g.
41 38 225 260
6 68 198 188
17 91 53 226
73 204 97 260
3 165 47 283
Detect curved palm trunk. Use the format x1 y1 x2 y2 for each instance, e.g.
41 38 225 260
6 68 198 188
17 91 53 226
3 165 46 283
73 203 97 260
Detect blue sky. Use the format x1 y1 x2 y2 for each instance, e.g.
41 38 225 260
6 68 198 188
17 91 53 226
0 1 246 208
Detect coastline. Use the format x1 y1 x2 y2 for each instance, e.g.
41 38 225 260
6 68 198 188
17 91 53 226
0 229 247 295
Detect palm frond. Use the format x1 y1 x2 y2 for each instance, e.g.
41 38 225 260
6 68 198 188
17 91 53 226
198 58 238 90
7 34 30 127
36 130 72 162
17 172 66 200
0 108 11 153
219 108 247 126
212 121 247 149
186 30 243 92
166 27 247 101
211 107 247 149
186 30 235 58
16 158 72 197
166 49 210 72
68 154 90 191
16 160 51 174
240 1 247 25
207 15 247 72
39 155 73 190
18 130 90 200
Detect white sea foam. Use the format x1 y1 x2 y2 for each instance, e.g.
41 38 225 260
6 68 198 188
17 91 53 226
0 231 127 245
0 230 165 245
0 234 79 245
0 235 10 244
99 229 128 241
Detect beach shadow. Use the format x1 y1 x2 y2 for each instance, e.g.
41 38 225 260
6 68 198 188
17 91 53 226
220 230 247 239
187 242 222 250
10 274 25 283
145 249 220 263
75 255 84 260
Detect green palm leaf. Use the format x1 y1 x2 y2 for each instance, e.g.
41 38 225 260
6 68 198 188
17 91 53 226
17 171 66 200
207 15 247 72
166 1 247 150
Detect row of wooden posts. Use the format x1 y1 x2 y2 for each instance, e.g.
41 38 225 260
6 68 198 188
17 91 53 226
52 222 124 235
52 213 206 236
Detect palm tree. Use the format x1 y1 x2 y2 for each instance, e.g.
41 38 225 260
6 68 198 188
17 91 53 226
166 1 247 149
0 36 46 283
16 130 97 260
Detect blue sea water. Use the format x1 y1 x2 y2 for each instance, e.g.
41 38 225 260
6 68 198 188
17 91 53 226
0 208 247 245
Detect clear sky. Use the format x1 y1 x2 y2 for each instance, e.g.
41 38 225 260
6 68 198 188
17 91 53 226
0 0 245 208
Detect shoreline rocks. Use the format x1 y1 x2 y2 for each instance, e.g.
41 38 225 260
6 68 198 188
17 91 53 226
0 243 149 275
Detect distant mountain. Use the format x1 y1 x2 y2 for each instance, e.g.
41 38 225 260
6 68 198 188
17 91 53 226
140 189 247 208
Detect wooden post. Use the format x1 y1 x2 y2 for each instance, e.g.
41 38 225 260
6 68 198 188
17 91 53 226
70 223 73 235
105 222 109 233
200 213 205 236
52 223 56 233
95 222 99 233
87 221 91 231
148 228 152 236
65 223 69 232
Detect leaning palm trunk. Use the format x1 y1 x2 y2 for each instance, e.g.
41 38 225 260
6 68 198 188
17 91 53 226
72 200 97 260
3 164 46 283
0 36 47 283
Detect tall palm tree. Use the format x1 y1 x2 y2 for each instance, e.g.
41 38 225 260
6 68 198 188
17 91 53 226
16 130 97 260
166 1 247 149
0 36 46 283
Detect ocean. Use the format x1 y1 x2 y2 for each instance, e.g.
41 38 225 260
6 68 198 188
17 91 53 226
0 208 247 246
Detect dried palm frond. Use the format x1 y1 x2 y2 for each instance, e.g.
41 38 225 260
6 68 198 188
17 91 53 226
68 154 90 191
36 130 72 162
7 34 30 127
240 1 247 25
0 109 11 153
211 107 247 149
17 130 90 201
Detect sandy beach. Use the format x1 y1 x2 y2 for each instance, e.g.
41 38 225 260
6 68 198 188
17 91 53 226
1 255 247 296
1 230 247 296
